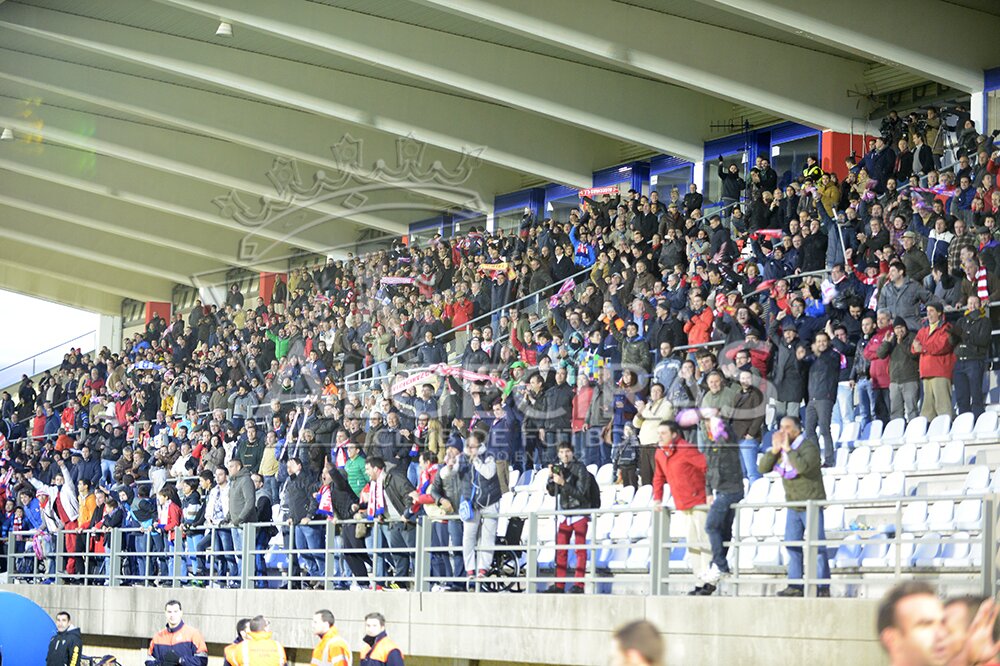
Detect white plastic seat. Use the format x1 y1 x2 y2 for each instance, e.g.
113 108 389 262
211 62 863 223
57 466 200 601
954 499 982 531
537 516 557 544
855 420 884 447
881 418 907 446
884 540 916 569
916 443 941 471
766 479 786 503
508 469 521 490
745 478 771 504
857 472 882 499
903 417 930 445
737 508 755 539
524 490 547 513
869 445 894 473
631 485 653 508
949 412 976 441
625 541 650 570
940 532 974 567
926 500 955 532
825 504 846 531
926 414 952 442
737 537 757 570
901 501 928 532
750 507 776 538
772 509 787 537
600 488 617 509
608 513 635 541
880 471 906 498
831 447 850 474
860 541 890 567
528 468 550 492
991 469 1000 495
892 443 917 473
846 447 871 475
911 533 942 567
838 421 860 448
834 534 863 568
509 491 531 515
586 464 598 476
833 474 858 501
963 465 991 495
593 513 615 540
628 512 652 540
830 423 842 449
616 485 636 505
940 440 965 467
973 411 1000 442
822 474 836 498
752 537 782 567
595 464 615 486
606 545 630 571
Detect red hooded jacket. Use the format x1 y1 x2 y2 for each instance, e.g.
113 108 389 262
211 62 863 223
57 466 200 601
652 437 707 510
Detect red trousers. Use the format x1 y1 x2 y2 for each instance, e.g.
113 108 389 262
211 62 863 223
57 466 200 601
554 518 589 587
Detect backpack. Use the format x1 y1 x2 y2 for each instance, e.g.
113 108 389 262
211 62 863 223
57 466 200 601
583 469 602 510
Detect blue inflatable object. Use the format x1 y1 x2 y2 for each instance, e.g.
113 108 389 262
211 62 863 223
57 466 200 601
0 591 57 666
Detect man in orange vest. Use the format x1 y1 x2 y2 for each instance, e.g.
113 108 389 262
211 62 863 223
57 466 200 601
359 613 404 666
223 618 250 666
311 609 352 666
228 615 287 666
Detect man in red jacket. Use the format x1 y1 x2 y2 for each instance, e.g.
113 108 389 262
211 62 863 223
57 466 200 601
652 421 710 595
912 302 956 420
863 310 893 423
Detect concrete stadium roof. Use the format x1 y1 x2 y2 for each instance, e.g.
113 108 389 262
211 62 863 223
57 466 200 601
0 0 997 314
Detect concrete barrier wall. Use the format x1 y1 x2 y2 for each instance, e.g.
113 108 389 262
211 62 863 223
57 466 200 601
2 585 885 665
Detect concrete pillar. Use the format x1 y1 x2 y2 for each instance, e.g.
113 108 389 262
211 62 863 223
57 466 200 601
971 90 985 133
97 314 123 354
259 272 285 306
693 160 705 197
144 301 171 325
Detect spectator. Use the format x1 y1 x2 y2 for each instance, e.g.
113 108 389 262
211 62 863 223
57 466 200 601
652 421 709 596
541 442 595 594
912 302 956 420
223 618 251 666
364 456 416 588
954 295 991 417
758 415 829 598
798 331 839 467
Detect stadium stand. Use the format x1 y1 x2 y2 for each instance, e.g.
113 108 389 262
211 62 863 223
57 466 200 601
1 105 1000 602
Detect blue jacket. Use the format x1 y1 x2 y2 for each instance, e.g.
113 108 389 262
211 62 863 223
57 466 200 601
568 227 596 267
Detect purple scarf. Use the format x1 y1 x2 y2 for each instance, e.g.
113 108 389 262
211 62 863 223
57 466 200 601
774 434 806 480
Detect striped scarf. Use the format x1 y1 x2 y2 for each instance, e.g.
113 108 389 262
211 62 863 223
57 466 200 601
365 475 385 520
316 485 333 518
975 265 989 300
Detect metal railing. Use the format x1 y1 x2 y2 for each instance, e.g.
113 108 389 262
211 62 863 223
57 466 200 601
4 492 995 598
0 329 97 391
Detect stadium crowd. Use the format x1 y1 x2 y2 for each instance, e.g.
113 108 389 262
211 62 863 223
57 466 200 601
1 105 999 595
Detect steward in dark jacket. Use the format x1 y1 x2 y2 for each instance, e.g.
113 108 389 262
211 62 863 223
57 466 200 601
47 623 83 666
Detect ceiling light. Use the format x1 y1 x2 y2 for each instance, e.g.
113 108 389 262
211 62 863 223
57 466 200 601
216 21 233 37
0 128 13 141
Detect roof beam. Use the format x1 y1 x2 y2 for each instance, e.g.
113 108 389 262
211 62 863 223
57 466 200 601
153 0 728 160
0 239 174 303
410 0 867 133
0 49 515 214
0 143 338 260
0 204 223 285
691 0 999 92
0 263 124 316
0 2 617 185
0 170 286 273
0 96 411 238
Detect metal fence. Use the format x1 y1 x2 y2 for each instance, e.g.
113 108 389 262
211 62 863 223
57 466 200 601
5 493 996 598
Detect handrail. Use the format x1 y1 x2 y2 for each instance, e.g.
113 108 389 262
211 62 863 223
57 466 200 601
0 329 97 375
341 261 597 387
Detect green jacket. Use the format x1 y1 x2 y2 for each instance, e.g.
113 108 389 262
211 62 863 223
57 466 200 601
343 454 369 497
266 330 291 360
758 436 826 502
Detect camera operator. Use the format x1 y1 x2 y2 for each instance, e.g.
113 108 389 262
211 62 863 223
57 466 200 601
541 441 595 594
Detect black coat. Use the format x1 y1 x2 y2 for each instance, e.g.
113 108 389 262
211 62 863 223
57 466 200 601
46 627 83 666
769 336 806 403
805 348 841 401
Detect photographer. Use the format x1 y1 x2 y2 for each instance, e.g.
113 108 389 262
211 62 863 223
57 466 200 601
541 441 597 594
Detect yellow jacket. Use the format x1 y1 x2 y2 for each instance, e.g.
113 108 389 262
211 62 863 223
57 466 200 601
228 631 287 666
312 627 352 666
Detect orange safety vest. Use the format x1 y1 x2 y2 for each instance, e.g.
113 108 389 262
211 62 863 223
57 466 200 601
224 641 241 666
359 635 403 665
229 631 287 666
312 627 353 666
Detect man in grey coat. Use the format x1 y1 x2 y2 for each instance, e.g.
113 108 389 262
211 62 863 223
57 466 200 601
877 261 931 331
227 458 256 581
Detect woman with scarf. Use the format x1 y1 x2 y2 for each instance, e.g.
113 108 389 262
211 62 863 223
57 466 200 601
316 466 368 588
